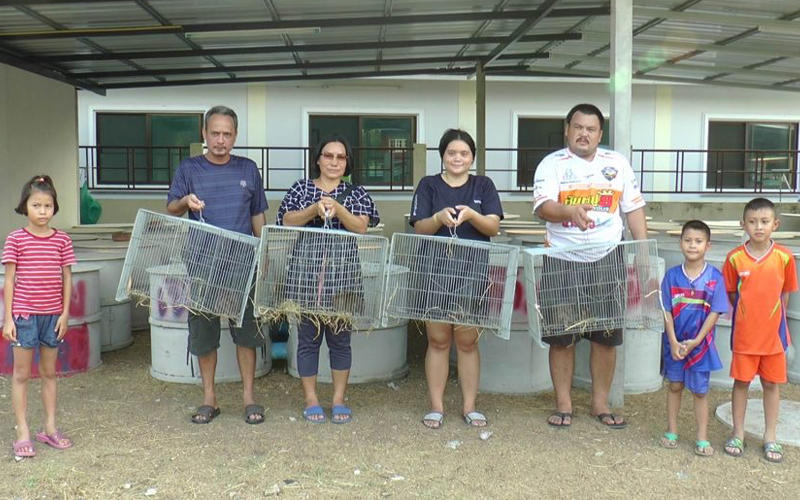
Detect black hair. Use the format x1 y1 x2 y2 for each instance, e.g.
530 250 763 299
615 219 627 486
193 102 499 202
681 220 711 240
16 174 59 215
204 105 238 131
309 134 353 178
566 103 605 128
743 197 776 218
437 129 476 160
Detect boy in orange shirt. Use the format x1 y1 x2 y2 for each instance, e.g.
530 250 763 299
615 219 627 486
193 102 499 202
722 198 798 463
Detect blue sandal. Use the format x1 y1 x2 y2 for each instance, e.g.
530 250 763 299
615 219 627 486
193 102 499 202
302 405 326 424
331 405 352 424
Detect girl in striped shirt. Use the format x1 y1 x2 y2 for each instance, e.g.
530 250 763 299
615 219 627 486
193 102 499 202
2 175 76 458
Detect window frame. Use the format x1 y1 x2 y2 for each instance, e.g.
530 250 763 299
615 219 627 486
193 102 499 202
91 108 204 189
303 107 423 191
702 113 800 193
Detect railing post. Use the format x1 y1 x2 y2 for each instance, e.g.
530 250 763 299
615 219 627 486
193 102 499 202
413 143 427 187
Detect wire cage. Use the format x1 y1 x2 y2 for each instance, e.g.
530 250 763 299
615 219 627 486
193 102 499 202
521 239 663 345
383 233 519 339
115 209 260 327
254 225 390 329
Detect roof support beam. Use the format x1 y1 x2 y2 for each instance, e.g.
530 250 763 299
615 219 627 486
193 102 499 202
579 33 800 59
564 0 701 69
32 33 581 63
633 6 800 32
448 0 512 69
14 3 162 83
260 0 306 76
181 7 609 32
546 53 800 81
73 54 551 80
639 10 800 77
0 7 610 41
101 67 479 89
376 0 393 71
482 0 564 66
485 65 800 94
134 0 234 80
0 48 105 94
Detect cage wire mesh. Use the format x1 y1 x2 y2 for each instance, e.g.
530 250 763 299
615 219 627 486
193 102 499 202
115 209 260 327
522 239 662 346
383 233 519 339
254 225 389 329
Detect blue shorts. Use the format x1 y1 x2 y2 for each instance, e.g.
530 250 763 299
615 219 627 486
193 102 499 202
11 314 62 349
664 363 710 394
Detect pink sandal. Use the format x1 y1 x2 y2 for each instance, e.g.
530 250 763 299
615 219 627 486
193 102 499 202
35 430 73 450
13 439 36 457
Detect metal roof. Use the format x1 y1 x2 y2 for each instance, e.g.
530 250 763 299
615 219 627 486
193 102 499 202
1 0 798 95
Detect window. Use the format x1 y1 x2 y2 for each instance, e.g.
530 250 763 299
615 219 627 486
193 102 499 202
96 112 202 186
309 114 416 187
516 117 609 188
706 121 798 190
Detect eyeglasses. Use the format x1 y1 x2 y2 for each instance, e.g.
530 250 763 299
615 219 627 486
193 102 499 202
321 152 348 162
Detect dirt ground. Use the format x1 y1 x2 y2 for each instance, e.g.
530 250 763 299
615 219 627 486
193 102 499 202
2 327 799 500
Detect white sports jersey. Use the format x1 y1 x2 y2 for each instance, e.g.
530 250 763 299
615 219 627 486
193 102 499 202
532 147 645 253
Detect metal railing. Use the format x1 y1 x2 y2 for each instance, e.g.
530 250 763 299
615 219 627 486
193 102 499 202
79 145 800 197
79 145 414 192
631 148 799 196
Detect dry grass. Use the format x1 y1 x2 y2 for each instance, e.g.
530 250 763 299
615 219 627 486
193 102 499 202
1 328 799 500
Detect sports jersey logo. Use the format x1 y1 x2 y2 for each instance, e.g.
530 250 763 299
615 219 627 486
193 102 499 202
240 180 247 188
602 166 618 180
473 199 482 204
562 167 577 182
562 189 617 213
739 271 750 277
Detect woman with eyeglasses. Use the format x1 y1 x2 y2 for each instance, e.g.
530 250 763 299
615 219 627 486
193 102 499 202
408 128 503 430
277 134 379 424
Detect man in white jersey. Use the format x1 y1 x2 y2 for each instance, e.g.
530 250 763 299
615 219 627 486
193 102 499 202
532 104 648 429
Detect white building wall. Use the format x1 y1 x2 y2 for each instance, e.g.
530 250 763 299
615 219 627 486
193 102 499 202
76 77 800 201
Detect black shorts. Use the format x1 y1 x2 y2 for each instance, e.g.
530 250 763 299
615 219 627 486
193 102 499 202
537 246 626 347
408 239 491 325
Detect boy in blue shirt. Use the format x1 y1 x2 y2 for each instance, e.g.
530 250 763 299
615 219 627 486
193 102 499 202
659 220 728 456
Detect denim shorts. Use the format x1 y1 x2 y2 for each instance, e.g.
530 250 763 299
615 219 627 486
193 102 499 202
11 314 62 349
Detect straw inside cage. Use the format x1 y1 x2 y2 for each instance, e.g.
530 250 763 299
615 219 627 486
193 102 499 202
522 239 662 341
254 225 389 331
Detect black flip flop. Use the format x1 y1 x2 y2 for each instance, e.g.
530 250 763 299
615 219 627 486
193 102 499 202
244 404 265 425
191 405 220 424
595 412 627 429
547 412 572 428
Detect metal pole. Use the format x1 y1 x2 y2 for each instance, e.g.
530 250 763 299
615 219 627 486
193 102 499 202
609 0 633 410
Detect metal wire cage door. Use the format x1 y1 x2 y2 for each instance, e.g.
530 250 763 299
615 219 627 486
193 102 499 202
383 233 519 339
254 225 389 329
115 209 260 327
521 239 662 346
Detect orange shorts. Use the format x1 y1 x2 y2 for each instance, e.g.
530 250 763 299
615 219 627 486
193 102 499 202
730 351 787 383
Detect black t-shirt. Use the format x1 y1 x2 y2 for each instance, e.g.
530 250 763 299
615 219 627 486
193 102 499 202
409 174 504 241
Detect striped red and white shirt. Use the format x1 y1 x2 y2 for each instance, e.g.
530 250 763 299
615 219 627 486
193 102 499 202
2 228 76 316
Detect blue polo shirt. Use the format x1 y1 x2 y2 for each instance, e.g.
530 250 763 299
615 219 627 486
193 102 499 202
409 174 503 241
167 154 268 235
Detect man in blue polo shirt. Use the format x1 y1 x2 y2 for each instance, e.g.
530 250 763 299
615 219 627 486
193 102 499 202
167 105 268 425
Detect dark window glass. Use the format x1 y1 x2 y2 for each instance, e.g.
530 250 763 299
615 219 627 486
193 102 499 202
96 112 201 186
707 121 798 190
309 114 416 187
